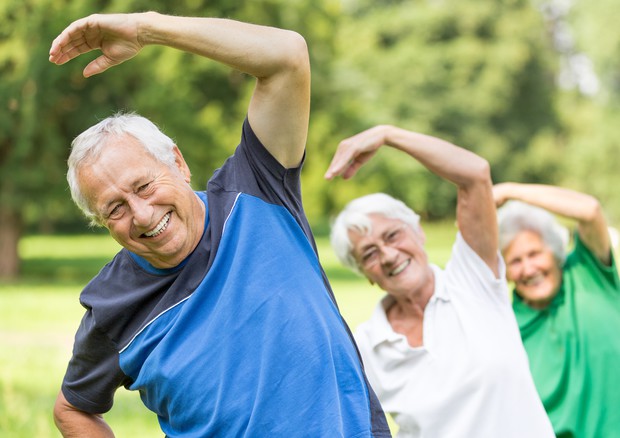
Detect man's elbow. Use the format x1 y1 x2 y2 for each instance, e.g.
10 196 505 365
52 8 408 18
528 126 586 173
53 391 74 433
53 390 104 436
281 30 310 79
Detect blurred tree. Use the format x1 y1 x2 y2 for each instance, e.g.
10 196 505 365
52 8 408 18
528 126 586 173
4 0 614 278
559 95 620 224
0 0 341 278
1 0 79 278
569 0 620 101
557 0 620 225
324 0 563 219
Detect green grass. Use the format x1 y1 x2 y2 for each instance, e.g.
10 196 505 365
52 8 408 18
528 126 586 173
0 222 457 437
1 236 163 437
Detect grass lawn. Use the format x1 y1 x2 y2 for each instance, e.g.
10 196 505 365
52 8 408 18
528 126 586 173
0 222 457 437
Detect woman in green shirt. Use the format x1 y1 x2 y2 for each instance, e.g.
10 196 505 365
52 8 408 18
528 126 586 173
494 183 620 438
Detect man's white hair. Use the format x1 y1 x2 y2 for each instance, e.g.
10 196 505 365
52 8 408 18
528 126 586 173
67 112 177 226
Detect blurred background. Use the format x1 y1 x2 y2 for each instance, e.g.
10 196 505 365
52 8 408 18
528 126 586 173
1 0 618 435
2 0 619 278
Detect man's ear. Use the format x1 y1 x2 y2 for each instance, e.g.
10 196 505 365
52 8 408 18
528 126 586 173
172 145 192 183
367 277 375 286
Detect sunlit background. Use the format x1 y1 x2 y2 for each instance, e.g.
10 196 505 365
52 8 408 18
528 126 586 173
1 0 618 436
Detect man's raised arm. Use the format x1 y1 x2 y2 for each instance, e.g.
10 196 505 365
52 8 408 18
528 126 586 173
49 12 310 168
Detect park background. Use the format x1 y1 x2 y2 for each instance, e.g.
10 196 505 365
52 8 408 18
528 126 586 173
1 0 618 436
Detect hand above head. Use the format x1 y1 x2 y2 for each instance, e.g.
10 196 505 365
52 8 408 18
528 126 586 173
49 13 144 77
327 123 499 275
492 182 612 264
492 182 513 208
324 125 390 180
48 12 310 168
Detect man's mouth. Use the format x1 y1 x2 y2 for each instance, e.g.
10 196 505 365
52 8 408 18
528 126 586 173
144 212 171 238
390 260 410 276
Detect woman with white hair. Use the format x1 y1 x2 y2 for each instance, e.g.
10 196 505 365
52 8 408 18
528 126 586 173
494 182 620 438
326 125 554 438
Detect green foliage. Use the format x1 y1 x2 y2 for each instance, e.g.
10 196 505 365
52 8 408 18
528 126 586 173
0 0 341 229
553 0 620 224
557 94 620 224
328 0 562 217
1 0 72 218
569 0 620 102
2 0 619 276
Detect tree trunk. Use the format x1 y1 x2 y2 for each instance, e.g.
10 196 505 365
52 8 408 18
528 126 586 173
0 209 21 279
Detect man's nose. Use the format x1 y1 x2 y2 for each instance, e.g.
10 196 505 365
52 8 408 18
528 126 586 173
129 197 153 227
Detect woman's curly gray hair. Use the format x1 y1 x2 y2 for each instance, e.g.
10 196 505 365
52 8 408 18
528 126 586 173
330 193 421 275
497 200 569 266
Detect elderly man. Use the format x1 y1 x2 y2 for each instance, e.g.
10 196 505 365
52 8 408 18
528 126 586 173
327 125 554 437
495 182 620 438
49 12 389 437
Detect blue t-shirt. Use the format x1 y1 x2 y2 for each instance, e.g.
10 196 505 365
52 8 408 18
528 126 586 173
62 119 390 437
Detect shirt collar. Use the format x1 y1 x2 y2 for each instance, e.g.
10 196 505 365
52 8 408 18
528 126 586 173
513 282 566 330
366 264 448 348
429 263 450 302
127 191 209 275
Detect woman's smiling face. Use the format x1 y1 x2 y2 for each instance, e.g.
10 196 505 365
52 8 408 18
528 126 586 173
349 214 433 297
503 230 562 309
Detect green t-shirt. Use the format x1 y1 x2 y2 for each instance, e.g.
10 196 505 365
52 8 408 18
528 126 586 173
513 234 620 438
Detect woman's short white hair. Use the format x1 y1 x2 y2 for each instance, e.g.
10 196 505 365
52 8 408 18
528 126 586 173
497 201 569 265
330 193 421 275
67 112 177 226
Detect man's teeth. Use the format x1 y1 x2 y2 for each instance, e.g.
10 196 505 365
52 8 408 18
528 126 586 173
145 213 171 237
390 260 410 276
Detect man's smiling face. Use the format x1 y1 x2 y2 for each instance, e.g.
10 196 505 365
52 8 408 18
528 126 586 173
78 135 205 269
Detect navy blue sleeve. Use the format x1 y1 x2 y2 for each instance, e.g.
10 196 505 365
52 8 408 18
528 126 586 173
206 118 317 263
208 118 305 214
61 309 131 414
61 250 181 413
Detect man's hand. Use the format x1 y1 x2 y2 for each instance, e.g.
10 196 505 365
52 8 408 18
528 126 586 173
49 11 310 167
49 13 144 77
